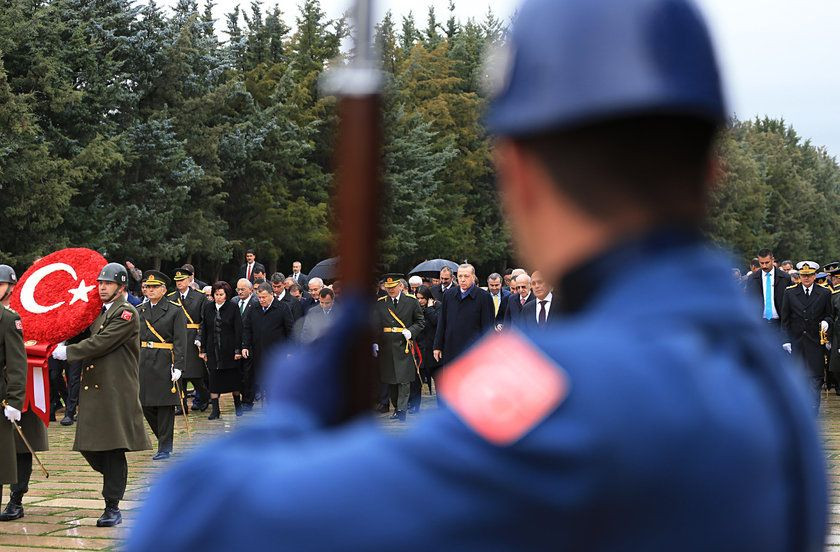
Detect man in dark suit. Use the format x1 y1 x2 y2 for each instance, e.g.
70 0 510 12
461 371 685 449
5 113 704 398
238 249 264 284
430 267 455 302
290 261 309 291
271 273 304 323
520 271 561 329
503 273 535 328
487 272 511 330
433 264 495 369
745 249 790 338
242 282 294 407
232 279 257 410
781 260 833 413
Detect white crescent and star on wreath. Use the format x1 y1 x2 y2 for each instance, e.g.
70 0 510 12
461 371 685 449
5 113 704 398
19 262 96 314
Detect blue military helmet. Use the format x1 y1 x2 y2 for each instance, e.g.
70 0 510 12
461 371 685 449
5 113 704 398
485 0 727 137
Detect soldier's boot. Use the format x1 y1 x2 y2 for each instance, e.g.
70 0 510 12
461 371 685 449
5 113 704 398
208 399 221 420
0 491 24 522
96 500 122 527
233 395 243 417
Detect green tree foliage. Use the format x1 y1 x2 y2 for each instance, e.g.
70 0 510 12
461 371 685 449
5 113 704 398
1 0 839 278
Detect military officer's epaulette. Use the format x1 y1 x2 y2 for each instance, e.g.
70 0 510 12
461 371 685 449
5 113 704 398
2 304 16 314
404 293 416 299
833 288 840 294
166 291 177 297
786 284 798 289
377 296 388 301
168 300 181 307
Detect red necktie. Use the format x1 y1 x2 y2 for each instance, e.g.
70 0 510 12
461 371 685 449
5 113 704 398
521 296 526 306
246 263 252 280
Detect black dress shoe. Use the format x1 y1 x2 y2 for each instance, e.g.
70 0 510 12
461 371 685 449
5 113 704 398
60 413 75 426
196 402 209 412
0 501 23 521
174 406 184 416
397 410 407 422
152 451 171 461
408 406 419 414
375 404 390 414
96 506 122 527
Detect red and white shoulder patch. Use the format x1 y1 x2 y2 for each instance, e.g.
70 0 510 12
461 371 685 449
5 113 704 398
14 319 23 331
438 331 568 446
120 310 133 321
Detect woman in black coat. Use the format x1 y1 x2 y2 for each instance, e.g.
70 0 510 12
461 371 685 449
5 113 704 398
198 282 243 419
413 286 439 399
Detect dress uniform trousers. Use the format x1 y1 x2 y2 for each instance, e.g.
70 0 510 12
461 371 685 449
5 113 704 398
142 407 175 454
80 450 128 501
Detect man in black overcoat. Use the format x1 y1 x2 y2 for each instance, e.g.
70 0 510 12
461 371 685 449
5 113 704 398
433 264 495 370
242 282 294 406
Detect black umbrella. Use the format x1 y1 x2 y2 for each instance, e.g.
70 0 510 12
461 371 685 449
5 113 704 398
309 256 340 282
408 259 459 277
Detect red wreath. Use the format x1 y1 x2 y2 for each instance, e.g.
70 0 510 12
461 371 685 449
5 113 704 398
10 248 107 343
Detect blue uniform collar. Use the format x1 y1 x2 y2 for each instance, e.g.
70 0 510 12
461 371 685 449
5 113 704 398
557 226 703 314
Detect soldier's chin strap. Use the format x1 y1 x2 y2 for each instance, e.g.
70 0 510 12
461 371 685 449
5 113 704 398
0 283 12 303
102 285 124 305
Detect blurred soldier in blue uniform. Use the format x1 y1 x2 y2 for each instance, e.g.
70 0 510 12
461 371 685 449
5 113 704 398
128 0 827 550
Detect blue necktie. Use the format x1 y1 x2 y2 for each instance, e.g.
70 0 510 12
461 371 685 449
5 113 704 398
764 271 773 320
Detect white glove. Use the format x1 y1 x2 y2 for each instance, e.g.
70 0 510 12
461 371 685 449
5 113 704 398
821 321 829 332
782 343 792 354
51 343 67 361
372 344 379 357
401 329 412 341
194 339 201 348
171 368 182 382
4 405 21 423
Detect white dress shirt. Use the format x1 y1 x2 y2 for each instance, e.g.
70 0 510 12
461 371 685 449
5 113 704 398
535 292 553 324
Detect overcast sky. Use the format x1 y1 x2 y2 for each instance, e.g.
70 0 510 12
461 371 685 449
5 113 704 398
163 0 840 158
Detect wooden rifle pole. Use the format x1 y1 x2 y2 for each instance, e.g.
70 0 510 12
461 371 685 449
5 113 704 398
326 0 382 422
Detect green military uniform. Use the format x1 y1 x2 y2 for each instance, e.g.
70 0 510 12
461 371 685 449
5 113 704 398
374 274 425 419
66 297 151 452
63 262 147 527
137 270 185 456
0 306 26 485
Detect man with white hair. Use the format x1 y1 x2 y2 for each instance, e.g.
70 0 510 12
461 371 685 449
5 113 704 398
408 276 422 295
303 277 324 315
503 273 535 328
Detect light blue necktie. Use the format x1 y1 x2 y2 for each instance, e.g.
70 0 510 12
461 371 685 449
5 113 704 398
764 271 773 320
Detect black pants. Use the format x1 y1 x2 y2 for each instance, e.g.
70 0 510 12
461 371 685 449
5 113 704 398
810 375 823 414
241 356 255 404
1 453 33 498
388 383 410 412
181 377 209 409
408 377 422 411
142 406 175 453
48 358 82 415
80 450 127 501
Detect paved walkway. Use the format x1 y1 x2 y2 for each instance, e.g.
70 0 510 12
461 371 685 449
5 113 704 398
1 387 839 550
